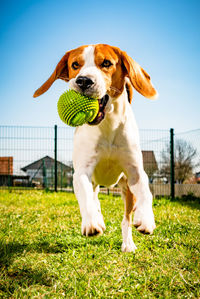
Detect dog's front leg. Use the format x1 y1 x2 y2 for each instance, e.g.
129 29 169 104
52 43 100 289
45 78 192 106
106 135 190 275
73 126 105 236
73 170 105 236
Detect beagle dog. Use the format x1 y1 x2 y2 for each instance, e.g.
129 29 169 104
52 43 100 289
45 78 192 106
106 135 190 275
34 44 158 252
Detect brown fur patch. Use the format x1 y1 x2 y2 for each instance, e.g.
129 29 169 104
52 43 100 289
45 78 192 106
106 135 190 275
94 44 126 98
125 185 136 225
121 51 157 99
125 81 133 103
33 46 87 98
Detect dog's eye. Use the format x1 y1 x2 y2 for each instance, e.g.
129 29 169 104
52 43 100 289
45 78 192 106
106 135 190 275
72 62 80 70
101 59 113 68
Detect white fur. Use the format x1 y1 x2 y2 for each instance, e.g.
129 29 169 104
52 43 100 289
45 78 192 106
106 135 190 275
121 217 137 252
71 46 156 252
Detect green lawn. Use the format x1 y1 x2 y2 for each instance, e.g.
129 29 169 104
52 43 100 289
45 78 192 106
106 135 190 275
0 190 199 298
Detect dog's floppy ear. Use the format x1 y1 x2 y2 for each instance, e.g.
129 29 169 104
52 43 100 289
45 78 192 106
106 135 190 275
121 51 158 99
33 51 71 98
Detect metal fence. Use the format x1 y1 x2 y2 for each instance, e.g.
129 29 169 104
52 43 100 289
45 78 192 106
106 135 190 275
0 125 199 197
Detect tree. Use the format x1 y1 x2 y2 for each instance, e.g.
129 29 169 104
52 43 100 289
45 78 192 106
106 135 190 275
161 139 197 183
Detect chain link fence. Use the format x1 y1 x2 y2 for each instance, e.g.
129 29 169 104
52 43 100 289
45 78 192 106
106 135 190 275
0 126 199 197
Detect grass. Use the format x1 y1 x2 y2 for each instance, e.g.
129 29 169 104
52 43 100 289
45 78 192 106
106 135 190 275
0 190 199 298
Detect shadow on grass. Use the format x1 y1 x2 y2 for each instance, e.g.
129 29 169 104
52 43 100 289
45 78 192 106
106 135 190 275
0 238 89 293
0 242 55 295
0 234 123 297
0 235 120 266
0 235 122 295
171 194 200 210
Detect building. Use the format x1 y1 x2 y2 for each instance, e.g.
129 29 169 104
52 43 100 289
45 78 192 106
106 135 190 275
0 157 29 186
0 157 13 186
142 151 158 182
21 155 73 187
195 172 200 184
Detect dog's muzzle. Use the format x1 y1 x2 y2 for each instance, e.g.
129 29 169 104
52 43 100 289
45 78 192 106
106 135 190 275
88 94 109 125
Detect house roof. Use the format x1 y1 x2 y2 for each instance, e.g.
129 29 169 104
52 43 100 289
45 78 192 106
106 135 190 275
142 151 158 170
21 156 72 172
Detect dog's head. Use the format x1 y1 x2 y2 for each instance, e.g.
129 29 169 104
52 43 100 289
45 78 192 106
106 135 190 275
34 44 158 125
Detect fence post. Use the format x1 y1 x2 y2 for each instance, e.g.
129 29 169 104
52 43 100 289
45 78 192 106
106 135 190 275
170 128 175 198
42 159 47 189
8 158 11 187
61 163 63 191
54 125 57 192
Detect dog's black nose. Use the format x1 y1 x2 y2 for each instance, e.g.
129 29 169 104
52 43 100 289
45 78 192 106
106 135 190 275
76 76 94 91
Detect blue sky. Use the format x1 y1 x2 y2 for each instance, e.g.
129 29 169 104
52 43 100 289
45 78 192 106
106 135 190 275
0 0 199 132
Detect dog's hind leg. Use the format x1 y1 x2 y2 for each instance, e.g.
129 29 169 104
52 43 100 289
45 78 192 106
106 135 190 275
127 169 156 235
118 176 137 252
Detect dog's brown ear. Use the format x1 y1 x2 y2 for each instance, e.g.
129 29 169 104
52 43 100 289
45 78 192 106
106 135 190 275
121 51 158 99
33 51 71 98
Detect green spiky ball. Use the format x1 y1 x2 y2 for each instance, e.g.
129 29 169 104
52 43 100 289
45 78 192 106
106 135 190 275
57 90 99 127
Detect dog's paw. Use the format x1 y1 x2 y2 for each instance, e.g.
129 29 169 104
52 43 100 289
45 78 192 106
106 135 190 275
81 212 106 236
133 203 156 234
122 240 137 253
